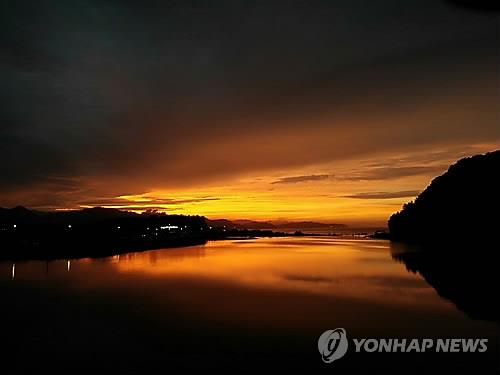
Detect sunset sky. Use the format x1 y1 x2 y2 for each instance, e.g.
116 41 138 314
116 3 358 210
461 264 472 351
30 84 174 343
1 0 498 225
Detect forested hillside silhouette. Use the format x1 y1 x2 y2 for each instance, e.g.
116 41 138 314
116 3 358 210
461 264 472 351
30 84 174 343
389 150 500 246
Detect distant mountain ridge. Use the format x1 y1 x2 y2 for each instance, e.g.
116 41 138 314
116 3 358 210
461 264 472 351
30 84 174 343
389 150 500 246
276 221 346 229
0 206 140 225
206 218 347 231
0 206 346 231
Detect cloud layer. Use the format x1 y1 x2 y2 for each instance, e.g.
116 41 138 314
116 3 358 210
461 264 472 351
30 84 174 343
272 174 332 184
0 0 498 220
343 191 421 199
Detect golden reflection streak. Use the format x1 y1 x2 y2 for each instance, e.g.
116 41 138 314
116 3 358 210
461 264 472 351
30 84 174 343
107 238 444 310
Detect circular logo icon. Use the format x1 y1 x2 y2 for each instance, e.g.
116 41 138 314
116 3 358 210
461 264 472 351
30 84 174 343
318 328 348 363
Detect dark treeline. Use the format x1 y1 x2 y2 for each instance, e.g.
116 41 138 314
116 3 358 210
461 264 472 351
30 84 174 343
387 151 500 323
388 150 500 247
0 206 288 260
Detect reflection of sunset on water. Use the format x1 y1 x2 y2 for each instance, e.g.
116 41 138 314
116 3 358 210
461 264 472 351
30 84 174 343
2 236 497 373
107 238 448 310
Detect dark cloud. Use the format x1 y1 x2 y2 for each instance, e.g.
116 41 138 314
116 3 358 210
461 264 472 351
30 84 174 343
343 190 421 199
336 166 448 181
272 174 332 185
0 0 498 207
79 196 220 207
446 0 500 12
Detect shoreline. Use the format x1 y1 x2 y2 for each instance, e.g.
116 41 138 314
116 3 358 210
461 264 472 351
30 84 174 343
0 232 387 262
0 231 293 262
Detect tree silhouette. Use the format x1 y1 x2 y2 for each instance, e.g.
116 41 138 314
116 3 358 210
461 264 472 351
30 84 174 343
389 150 500 247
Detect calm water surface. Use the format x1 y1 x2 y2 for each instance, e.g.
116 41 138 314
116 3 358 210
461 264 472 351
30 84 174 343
1 237 497 373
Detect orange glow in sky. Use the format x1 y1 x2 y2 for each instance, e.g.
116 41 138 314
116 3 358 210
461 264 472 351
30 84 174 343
74 143 497 226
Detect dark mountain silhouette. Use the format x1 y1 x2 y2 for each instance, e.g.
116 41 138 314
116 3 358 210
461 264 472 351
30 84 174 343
206 218 347 231
62 206 139 220
0 205 138 224
275 221 347 230
0 207 296 260
0 206 208 260
388 151 500 322
0 205 39 221
232 219 276 229
205 218 251 229
388 150 500 246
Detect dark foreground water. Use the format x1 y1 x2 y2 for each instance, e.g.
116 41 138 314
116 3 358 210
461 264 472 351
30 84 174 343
1 237 498 374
